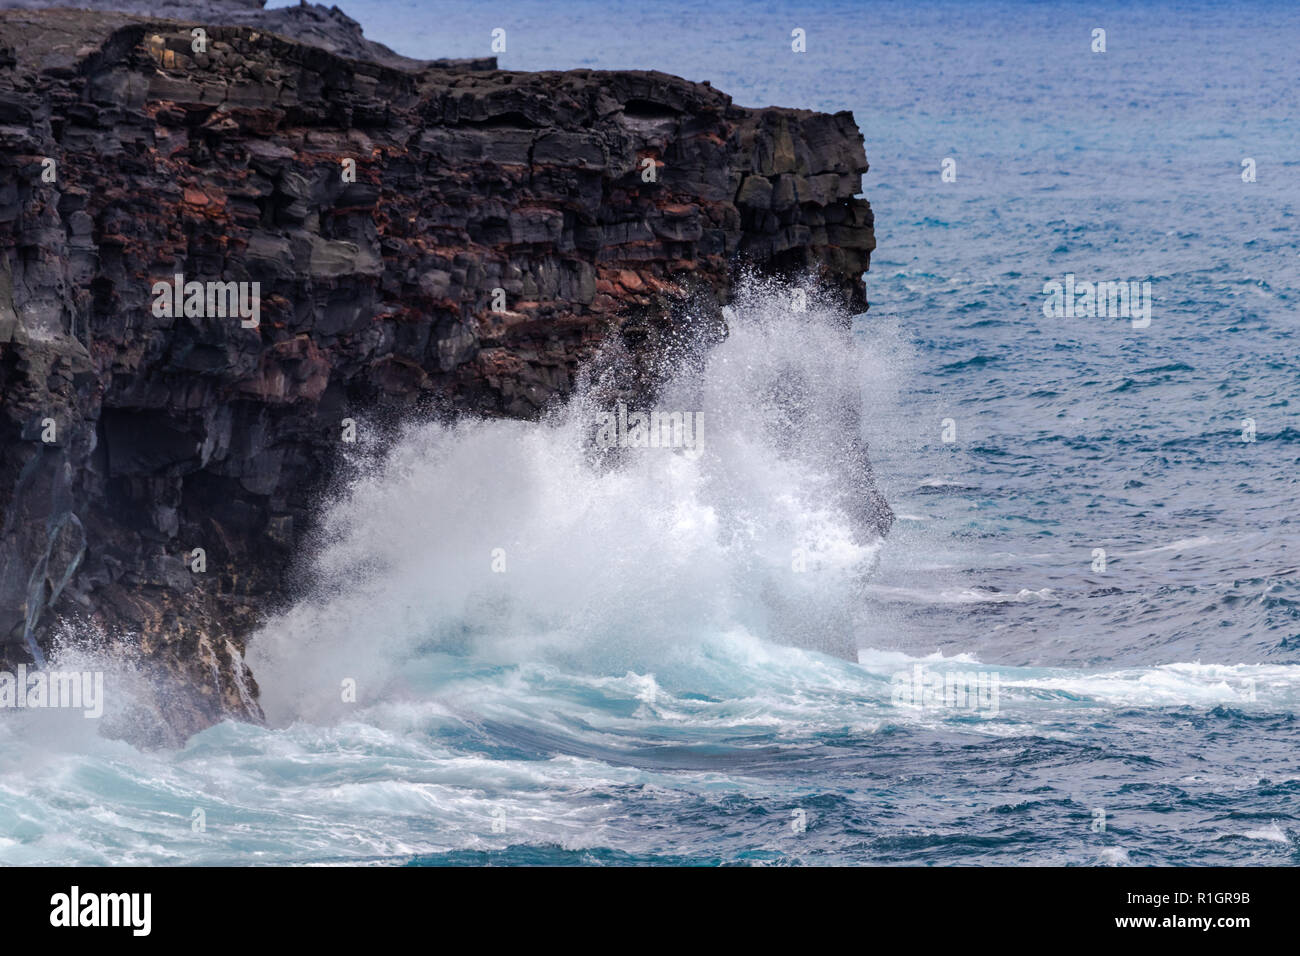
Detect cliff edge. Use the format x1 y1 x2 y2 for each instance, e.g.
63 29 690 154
0 3 877 743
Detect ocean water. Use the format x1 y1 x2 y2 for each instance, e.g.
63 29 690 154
2 0 1299 866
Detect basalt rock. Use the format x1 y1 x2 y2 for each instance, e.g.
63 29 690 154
0 3 878 744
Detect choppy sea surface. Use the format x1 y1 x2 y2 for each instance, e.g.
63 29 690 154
2 0 1298 865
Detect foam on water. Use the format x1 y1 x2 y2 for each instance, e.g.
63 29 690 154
5 0 1300 866
4 280 1286 866
248 280 904 726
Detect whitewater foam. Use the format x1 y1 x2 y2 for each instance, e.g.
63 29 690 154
248 280 906 726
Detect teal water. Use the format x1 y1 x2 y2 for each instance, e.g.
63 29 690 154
1 0 1298 865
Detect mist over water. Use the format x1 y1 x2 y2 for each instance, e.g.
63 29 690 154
250 281 904 726
3 0 1300 866
5 275 1296 866
0 282 922 866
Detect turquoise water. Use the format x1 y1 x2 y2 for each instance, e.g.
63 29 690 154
2 0 1298 865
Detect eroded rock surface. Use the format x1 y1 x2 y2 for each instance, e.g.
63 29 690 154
0 3 876 743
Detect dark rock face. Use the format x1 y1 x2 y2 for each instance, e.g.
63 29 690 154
0 4 877 744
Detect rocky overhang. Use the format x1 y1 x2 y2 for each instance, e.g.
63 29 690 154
0 4 876 744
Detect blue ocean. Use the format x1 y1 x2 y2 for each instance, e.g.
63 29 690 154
2 0 1298 865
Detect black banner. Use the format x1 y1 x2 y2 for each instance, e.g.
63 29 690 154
5 865 1282 942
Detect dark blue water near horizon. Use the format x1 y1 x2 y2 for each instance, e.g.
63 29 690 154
1 0 1297 866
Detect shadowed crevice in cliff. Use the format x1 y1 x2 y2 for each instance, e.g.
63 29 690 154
0 1 877 745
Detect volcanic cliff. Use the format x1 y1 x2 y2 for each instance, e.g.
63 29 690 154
0 1 878 744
